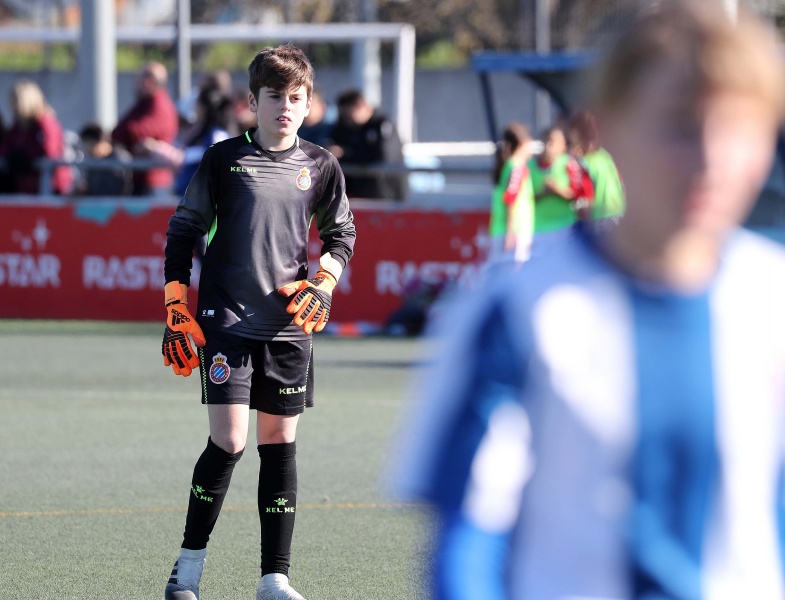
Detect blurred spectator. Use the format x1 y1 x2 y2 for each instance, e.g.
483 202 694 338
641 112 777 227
0 80 72 195
489 122 534 262
200 69 233 98
144 87 237 196
384 276 447 337
392 2 785 599
330 89 407 201
176 69 234 131
298 87 335 148
76 123 132 196
530 126 580 233
234 86 258 131
112 61 178 195
569 110 625 222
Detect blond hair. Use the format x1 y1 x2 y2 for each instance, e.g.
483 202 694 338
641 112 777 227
593 0 785 119
11 79 48 122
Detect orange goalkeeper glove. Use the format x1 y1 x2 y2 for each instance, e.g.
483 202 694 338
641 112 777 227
162 281 206 376
277 269 337 334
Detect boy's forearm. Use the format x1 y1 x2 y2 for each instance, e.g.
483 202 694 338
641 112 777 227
319 240 353 269
164 202 212 286
316 175 356 267
318 253 344 281
164 227 201 285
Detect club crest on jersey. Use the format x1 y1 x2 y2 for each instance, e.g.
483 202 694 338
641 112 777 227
209 353 231 384
296 167 311 191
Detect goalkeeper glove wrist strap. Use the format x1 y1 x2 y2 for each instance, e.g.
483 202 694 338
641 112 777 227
314 268 338 289
165 281 188 307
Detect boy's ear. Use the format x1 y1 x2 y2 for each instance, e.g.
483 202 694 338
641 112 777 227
248 92 258 113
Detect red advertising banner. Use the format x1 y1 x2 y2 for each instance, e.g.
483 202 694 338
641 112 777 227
0 199 490 325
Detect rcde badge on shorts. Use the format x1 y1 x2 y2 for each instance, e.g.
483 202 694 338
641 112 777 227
209 353 231 384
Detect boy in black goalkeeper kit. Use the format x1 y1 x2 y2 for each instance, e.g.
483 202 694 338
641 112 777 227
161 45 355 600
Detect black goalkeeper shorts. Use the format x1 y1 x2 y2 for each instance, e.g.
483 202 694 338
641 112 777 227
197 330 314 416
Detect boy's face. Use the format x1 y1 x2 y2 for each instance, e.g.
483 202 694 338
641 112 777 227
602 61 778 246
249 85 311 149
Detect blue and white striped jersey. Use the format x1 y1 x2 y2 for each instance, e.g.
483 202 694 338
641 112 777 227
393 227 785 600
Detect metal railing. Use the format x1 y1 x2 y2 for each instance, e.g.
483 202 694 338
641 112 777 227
11 153 785 225
24 155 494 207
37 157 167 197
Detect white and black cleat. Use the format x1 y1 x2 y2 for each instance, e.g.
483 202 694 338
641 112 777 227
256 573 306 600
164 548 206 600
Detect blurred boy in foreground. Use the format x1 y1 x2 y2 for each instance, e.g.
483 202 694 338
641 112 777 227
393 2 785 599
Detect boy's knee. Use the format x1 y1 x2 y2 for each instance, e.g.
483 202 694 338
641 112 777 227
257 413 299 445
210 432 246 454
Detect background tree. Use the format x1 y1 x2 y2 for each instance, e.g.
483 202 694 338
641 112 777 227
1 0 784 70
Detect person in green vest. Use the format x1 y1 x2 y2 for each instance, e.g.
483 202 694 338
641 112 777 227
530 126 578 233
569 110 626 221
489 122 535 262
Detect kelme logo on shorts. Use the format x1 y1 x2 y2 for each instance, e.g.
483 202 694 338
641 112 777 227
296 167 311 191
279 385 306 395
209 353 231 384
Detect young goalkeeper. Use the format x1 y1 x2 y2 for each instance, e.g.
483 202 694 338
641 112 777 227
161 45 355 600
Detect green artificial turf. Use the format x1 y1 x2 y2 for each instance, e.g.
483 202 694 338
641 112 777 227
0 323 433 599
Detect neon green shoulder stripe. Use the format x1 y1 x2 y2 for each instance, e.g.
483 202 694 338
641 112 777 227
208 214 218 245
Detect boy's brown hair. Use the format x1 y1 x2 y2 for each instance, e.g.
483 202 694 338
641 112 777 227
593 0 785 118
248 44 314 101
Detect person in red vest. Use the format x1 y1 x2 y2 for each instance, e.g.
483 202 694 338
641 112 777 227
0 79 72 195
112 61 178 195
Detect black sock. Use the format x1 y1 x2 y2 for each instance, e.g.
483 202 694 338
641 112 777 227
258 441 297 576
181 437 244 550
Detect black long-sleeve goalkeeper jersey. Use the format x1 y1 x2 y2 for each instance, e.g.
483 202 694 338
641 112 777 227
164 130 356 341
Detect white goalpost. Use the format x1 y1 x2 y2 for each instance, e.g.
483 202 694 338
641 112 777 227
0 3 416 144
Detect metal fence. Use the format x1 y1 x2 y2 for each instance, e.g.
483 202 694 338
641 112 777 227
23 147 496 209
